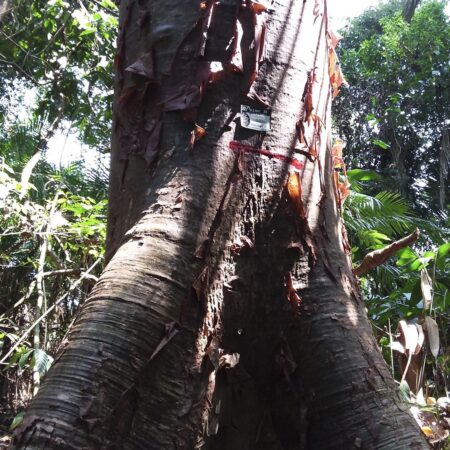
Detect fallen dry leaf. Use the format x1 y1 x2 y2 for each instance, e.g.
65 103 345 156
397 320 422 355
424 316 440 358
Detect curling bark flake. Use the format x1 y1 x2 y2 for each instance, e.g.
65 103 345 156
12 0 428 449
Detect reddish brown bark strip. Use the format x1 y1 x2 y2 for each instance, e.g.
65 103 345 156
354 228 420 277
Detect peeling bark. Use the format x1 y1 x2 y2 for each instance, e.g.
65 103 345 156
354 228 420 277
12 0 428 449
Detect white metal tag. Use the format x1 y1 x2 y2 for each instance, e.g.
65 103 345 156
240 105 271 132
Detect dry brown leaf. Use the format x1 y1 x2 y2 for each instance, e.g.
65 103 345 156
424 316 440 358
415 324 425 355
421 268 433 309
398 320 420 355
391 340 406 354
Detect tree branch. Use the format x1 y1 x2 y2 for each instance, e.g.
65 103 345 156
0 258 102 367
354 228 420 277
0 54 39 86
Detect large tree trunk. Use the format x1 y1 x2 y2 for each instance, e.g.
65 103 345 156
11 0 428 449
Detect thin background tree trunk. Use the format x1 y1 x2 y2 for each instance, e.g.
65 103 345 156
12 0 428 449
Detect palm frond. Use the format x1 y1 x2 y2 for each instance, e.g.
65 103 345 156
344 190 415 241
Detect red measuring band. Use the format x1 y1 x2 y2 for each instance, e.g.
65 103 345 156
229 141 304 171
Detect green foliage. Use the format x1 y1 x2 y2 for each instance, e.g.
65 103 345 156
0 0 112 418
0 158 106 267
343 168 449 330
342 132 449 428
0 0 117 150
334 0 450 215
0 155 106 411
336 4 449 411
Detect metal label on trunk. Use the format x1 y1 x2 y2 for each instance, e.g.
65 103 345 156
240 105 271 132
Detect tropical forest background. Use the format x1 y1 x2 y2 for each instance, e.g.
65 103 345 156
0 0 448 446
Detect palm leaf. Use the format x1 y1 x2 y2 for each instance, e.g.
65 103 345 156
345 190 415 241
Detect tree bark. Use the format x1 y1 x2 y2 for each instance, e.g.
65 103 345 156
11 0 428 449
403 0 421 22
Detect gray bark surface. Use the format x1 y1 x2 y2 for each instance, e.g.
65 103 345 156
12 0 428 449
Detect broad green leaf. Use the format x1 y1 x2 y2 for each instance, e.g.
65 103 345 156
436 242 450 270
31 349 54 376
80 29 96 37
10 412 25 430
371 139 390 150
100 0 118 9
398 380 411 403
396 247 417 267
18 349 34 369
347 169 382 182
